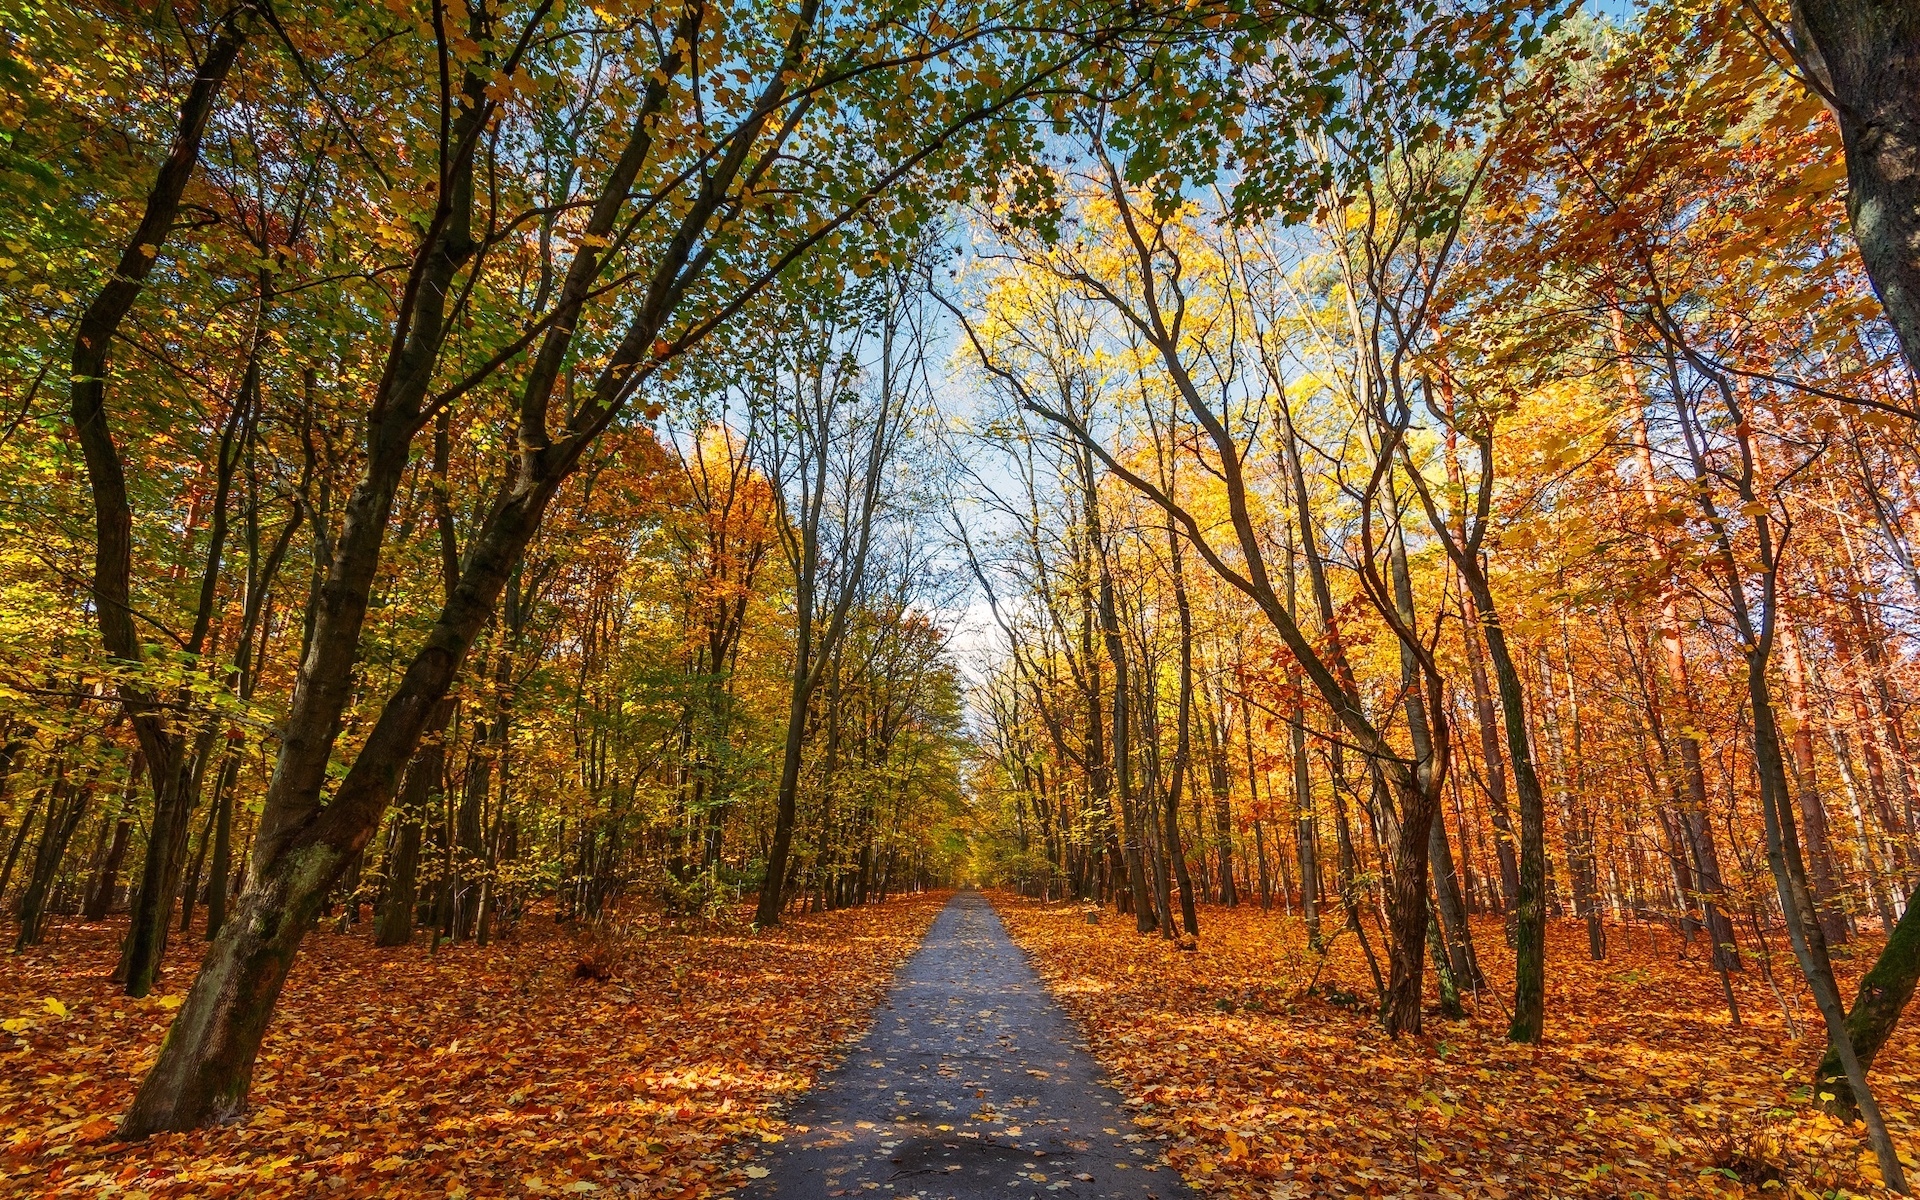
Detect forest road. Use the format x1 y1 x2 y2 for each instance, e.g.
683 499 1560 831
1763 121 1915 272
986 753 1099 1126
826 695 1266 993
739 890 1194 1200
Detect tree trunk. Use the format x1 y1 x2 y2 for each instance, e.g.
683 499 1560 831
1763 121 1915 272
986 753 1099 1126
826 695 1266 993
1164 531 1199 939
1380 764 1438 1036
1748 649 1907 1190
1791 0 1920 375
756 635 814 927
1780 626 1849 943
1379 483 1454 1031
1211 748 1237 908
203 758 236 939
1427 908 1465 1020
1293 692 1321 945
1476 590 1550 1043
85 817 133 922
0 790 41 905
84 764 141 921
1815 879 1920 1118
374 717 442 947
179 780 224 936
119 829 343 1133
1616 331 1744 972
1427 816 1482 988
451 720 491 942
16 769 92 949
1099 569 1153 935
1462 594 1520 909
67 10 248 998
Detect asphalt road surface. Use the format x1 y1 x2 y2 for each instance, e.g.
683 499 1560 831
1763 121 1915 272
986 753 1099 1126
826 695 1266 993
742 891 1194 1200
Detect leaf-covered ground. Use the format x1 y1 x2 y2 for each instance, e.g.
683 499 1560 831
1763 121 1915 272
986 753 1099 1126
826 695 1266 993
993 896 1919 1199
0 893 948 1198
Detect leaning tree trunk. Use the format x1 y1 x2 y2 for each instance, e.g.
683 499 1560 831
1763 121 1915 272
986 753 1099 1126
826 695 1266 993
1748 652 1908 1191
120 411 585 1135
1815 879 1920 1118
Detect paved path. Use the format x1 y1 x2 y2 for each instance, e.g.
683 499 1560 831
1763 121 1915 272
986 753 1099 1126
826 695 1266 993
743 891 1192 1200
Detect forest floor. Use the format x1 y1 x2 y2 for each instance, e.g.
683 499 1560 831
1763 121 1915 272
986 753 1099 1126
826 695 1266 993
994 895 1919 1200
0 891 949 1198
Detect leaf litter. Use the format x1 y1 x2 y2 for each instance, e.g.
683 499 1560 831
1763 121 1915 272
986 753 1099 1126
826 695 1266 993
993 896 1919 1199
0 893 947 1197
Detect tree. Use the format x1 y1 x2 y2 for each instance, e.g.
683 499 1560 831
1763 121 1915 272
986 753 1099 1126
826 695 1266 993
118 0 1192 1134
1783 0 1920 378
754 274 916 926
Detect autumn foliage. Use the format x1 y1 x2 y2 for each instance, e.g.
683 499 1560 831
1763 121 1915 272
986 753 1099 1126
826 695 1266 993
6 0 1920 1186
0 895 946 1197
996 895 1919 1198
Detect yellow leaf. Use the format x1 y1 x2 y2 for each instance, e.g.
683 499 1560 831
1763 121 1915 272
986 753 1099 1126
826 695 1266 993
40 998 66 1018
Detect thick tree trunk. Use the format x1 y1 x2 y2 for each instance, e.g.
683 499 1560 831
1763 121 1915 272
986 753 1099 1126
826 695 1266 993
1791 0 1920 375
1381 764 1437 1036
1816 880 1920 1117
119 834 340 1133
122 440 579 1134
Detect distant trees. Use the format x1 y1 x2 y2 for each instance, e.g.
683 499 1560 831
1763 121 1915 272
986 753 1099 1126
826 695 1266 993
957 4 1920 1183
7 0 1919 1180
